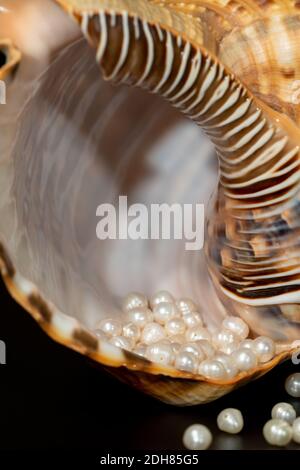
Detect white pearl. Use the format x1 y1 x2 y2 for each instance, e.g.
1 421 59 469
285 373 300 398
175 352 198 374
171 342 182 354
196 340 216 359
179 342 205 361
263 419 293 447
253 336 275 363
186 326 211 342
240 339 254 350
123 322 140 343
150 290 174 309
222 316 249 340
217 408 244 434
134 343 147 357
176 298 198 316
212 329 239 350
231 347 258 372
292 417 300 444
271 402 296 425
146 341 174 366
94 329 108 341
214 353 239 379
126 307 153 328
141 322 165 345
198 359 227 379
97 318 122 337
110 336 133 350
183 312 203 329
165 317 186 336
153 302 178 325
122 292 148 312
183 424 212 450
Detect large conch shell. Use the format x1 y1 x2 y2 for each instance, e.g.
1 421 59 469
0 0 299 405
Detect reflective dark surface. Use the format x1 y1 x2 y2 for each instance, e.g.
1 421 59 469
0 278 299 451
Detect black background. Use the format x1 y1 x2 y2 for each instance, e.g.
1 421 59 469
0 278 299 452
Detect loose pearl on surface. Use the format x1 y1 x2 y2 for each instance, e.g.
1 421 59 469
110 336 133 350
183 312 203 329
179 343 205 361
263 419 293 447
122 292 148 312
285 373 300 398
271 403 296 425
217 409 244 434
126 307 153 328
141 322 165 345
150 290 174 309
253 336 275 363
231 347 257 372
153 302 178 325
97 318 122 337
198 359 227 379
175 352 198 374
292 417 300 444
222 316 249 340
176 298 198 316
123 322 140 343
165 317 186 336
214 353 239 379
186 326 211 342
183 424 212 450
146 341 175 366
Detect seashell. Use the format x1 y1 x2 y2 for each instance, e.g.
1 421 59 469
0 0 299 406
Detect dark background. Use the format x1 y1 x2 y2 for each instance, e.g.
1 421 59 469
0 278 299 452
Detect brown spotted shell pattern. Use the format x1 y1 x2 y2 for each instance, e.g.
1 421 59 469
0 0 299 405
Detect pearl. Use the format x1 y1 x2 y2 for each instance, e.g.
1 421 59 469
176 298 198 316
141 322 165 345
94 329 108 341
179 342 205 361
122 292 148 312
134 343 147 357
222 316 249 340
110 336 133 350
183 312 203 329
183 424 212 450
146 341 174 366
165 317 186 336
253 336 275 363
175 352 198 374
217 408 244 434
231 347 257 372
170 334 186 344
271 403 296 425
186 326 211 342
212 329 239 350
240 339 254 350
285 373 300 398
150 290 174 309
198 359 227 379
214 353 239 379
292 417 300 444
153 302 178 325
123 322 140 343
97 318 122 337
171 342 182 354
263 419 293 447
126 307 153 328
196 340 216 359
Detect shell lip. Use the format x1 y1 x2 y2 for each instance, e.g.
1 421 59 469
0 239 296 387
0 38 21 79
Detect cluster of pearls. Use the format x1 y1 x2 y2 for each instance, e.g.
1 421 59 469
263 400 300 447
94 291 277 380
